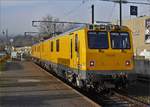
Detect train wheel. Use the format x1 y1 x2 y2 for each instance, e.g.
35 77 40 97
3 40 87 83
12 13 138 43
105 88 114 96
94 82 105 93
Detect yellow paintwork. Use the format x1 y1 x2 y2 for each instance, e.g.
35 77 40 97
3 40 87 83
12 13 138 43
31 26 134 72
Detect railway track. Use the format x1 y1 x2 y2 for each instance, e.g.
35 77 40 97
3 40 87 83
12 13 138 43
111 91 148 107
38 63 150 107
71 85 149 107
74 87 149 107
136 75 150 83
114 87 150 106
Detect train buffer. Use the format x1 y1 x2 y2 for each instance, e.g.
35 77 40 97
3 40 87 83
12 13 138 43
0 61 100 107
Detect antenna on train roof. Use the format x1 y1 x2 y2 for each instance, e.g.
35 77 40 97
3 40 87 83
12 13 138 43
95 21 111 24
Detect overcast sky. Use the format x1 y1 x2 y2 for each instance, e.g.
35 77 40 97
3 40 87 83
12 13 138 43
0 0 150 36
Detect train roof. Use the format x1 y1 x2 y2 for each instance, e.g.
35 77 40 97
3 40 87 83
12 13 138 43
32 25 87 46
32 24 130 46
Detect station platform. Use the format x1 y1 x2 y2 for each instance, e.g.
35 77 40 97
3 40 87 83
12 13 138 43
0 61 100 107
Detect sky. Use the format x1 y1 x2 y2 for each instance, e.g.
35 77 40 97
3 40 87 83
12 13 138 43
0 0 150 36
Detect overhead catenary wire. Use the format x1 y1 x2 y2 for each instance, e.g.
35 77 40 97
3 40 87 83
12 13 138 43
108 2 116 22
63 0 89 18
98 0 150 5
59 0 150 22
51 0 150 5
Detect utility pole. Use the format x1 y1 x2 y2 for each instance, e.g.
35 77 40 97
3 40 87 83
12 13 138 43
5 29 11 54
53 23 56 36
91 4 94 24
6 29 8 50
91 2 122 25
2 30 8 51
119 0 122 26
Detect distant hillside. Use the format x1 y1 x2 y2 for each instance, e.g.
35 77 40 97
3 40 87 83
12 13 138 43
12 35 33 47
0 35 40 47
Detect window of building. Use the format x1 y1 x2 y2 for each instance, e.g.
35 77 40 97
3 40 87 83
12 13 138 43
145 19 150 44
145 35 150 43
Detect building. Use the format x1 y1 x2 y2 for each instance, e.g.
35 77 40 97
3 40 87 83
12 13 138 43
123 16 150 57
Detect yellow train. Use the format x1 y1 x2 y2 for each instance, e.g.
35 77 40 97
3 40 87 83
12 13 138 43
31 24 134 91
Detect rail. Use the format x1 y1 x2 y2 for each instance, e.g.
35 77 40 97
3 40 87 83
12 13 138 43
136 74 150 83
114 88 150 106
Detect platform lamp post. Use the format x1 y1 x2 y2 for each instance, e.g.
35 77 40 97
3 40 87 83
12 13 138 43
1 31 4 52
2 29 11 54
9 39 13 51
2 30 7 51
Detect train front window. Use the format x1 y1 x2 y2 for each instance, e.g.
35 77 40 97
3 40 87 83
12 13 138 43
88 31 108 49
110 32 130 49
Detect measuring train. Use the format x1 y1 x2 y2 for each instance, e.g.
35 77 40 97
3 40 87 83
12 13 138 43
31 24 134 92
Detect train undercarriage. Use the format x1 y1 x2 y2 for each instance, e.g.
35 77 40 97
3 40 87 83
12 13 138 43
32 57 129 94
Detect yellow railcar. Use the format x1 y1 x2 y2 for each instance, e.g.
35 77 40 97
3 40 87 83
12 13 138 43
31 24 134 90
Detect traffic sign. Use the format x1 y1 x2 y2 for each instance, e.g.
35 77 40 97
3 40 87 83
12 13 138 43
130 6 138 16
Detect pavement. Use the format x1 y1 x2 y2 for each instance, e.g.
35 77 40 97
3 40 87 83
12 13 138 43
0 61 100 107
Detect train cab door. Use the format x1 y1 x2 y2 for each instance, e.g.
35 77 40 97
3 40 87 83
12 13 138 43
70 34 80 72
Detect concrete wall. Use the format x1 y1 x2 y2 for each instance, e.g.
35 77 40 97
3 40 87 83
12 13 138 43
123 16 150 55
134 59 150 75
128 59 150 81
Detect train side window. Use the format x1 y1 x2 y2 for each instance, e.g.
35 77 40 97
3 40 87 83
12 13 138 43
42 44 44 52
71 39 72 59
56 39 59 52
51 41 53 52
75 34 78 52
39 46 40 52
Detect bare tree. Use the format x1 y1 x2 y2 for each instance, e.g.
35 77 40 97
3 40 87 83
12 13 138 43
38 15 65 38
38 15 81 38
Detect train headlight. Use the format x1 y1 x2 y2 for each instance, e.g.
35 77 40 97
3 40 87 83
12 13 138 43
125 60 130 66
99 25 106 30
90 61 95 66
